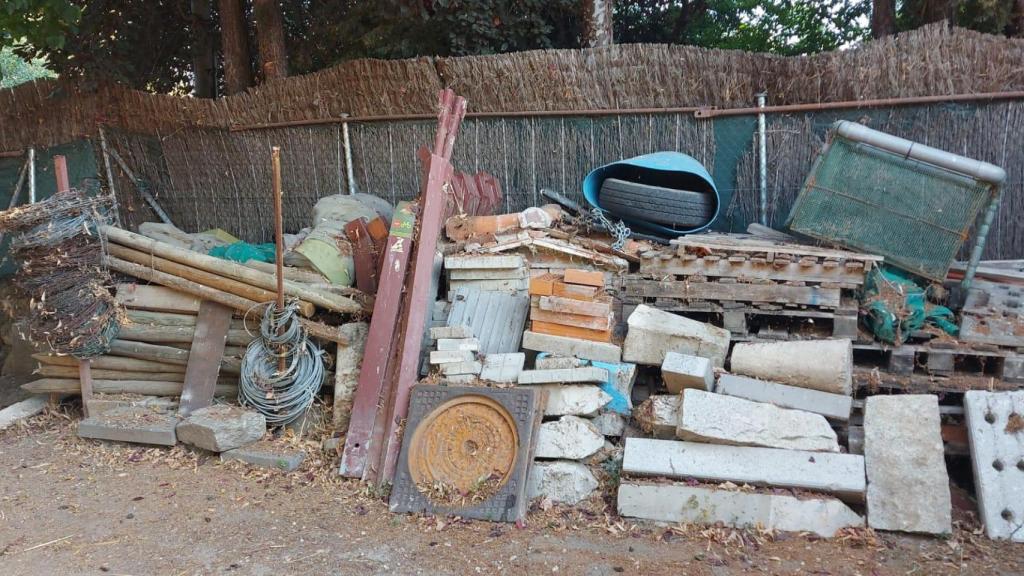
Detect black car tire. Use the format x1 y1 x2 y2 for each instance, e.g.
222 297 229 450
599 178 715 229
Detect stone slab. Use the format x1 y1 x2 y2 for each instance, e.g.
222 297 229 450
527 460 598 505
677 389 839 452
864 395 951 535
439 360 482 375
622 438 866 501
617 482 864 538
176 404 266 452
429 350 476 364
661 352 714 393
535 355 581 370
221 440 305 472
517 367 609 385
623 305 730 367
522 331 622 363
436 338 480 352
77 406 178 446
535 416 605 460
430 325 473 339
963 390 1024 541
539 385 612 416
479 353 525 383
716 374 853 421
88 395 178 417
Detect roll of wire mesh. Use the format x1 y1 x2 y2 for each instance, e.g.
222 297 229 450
238 300 325 426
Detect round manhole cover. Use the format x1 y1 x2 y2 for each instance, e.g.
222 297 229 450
407 394 519 505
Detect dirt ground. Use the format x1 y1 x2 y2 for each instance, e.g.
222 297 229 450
0 406 1022 576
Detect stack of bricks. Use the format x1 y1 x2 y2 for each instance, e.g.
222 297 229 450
444 254 528 295
427 325 482 383
528 268 614 343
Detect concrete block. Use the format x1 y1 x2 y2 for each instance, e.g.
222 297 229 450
535 355 581 370
445 254 524 269
677 389 839 452
436 338 480 351
479 352 525 383
591 412 626 437
221 440 305 472
864 395 951 534
617 483 863 538
449 278 528 292
623 305 730 367
527 460 598 505
439 360 482 375
535 416 605 460
517 367 609 385
522 330 622 363
429 349 476 364
430 325 473 339
539 385 612 416
622 438 866 501
0 396 49 431
77 406 178 446
176 405 266 452
449 268 527 280
716 374 852 421
730 339 853 395
634 395 680 439
963 391 1024 541
661 352 714 393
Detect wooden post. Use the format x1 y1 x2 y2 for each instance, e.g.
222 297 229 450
54 155 70 193
78 360 93 417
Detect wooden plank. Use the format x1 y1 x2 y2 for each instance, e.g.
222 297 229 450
529 306 612 330
640 257 866 285
552 281 599 301
116 283 201 314
531 320 613 342
619 278 841 308
670 235 883 262
339 201 416 479
563 268 604 288
538 295 613 317
178 301 233 416
529 274 557 296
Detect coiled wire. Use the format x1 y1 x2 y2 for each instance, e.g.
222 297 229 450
238 300 325 426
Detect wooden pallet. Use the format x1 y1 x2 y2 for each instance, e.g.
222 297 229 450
852 341 1024 385
620 300 859 340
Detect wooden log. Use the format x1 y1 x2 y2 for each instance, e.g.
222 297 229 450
105 340 243 374
106 256 351 344
125 309 249 331
116 283 201 314
107 244 315 317
102 226 362 313
117 322 254 347
22 378 237 397
33 353 187 373
243 259 327 284
36 365 231 382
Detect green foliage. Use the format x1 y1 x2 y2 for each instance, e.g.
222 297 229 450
0 0 81 50
0 46 56 88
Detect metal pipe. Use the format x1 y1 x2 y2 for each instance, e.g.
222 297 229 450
341 116 355 194
834 121 1006 184
962 185 1003 293
98 126 124 227
27 147 36 204
227 90 1024 132
108 147 176 226
756 92 768 226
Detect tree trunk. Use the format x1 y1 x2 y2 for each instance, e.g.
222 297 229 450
583 0 614 48
253 0 289 82
871 0 897 38
191 0 216 97
218 0 253 95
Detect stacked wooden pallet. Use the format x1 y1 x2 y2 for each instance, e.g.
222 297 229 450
528 268 614 342
622 235 882 340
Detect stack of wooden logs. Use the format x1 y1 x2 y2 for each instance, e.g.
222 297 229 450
528 268 614 342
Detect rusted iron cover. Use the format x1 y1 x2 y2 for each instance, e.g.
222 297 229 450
407 395 518 498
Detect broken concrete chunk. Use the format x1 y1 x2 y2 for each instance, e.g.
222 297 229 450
730 339 853 395
436 338 480 352
439 360 483 375
479 352 525 383
527 460 598 505
634 395 680 439
221 440 305 472
535 416 605 460
864 394 951 535
677 389 839 452
429 349 476 364
618 483 863 538
716 374 853 421
591 412 626 437
522 331 622 363
517 367 609 385
430 324 474 339
661 352 714 393
535 355 582 370
77 406 178 446
176 404 266 452
539 384 612 416
963 390 1024 542
623 305 730 367
623 438 866 501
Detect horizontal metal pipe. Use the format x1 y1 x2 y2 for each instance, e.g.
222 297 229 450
228 90 1024 132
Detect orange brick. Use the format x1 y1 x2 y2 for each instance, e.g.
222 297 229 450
531 320 612 342
551 281 598 301
563 268 604 288
529 274 557 296
530 306 612 331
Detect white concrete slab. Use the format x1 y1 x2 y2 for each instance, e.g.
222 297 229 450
716 374 852 421
963 390 1024 541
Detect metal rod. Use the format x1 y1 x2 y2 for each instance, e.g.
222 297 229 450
108 147 175 226
341 119 355 194
227 90 1024 132
97 126 124 227
271 146 286 373
0 156 31 247
27 147 36 204
756 92 768 226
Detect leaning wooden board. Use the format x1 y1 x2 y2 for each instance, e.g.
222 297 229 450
178 300 234 416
